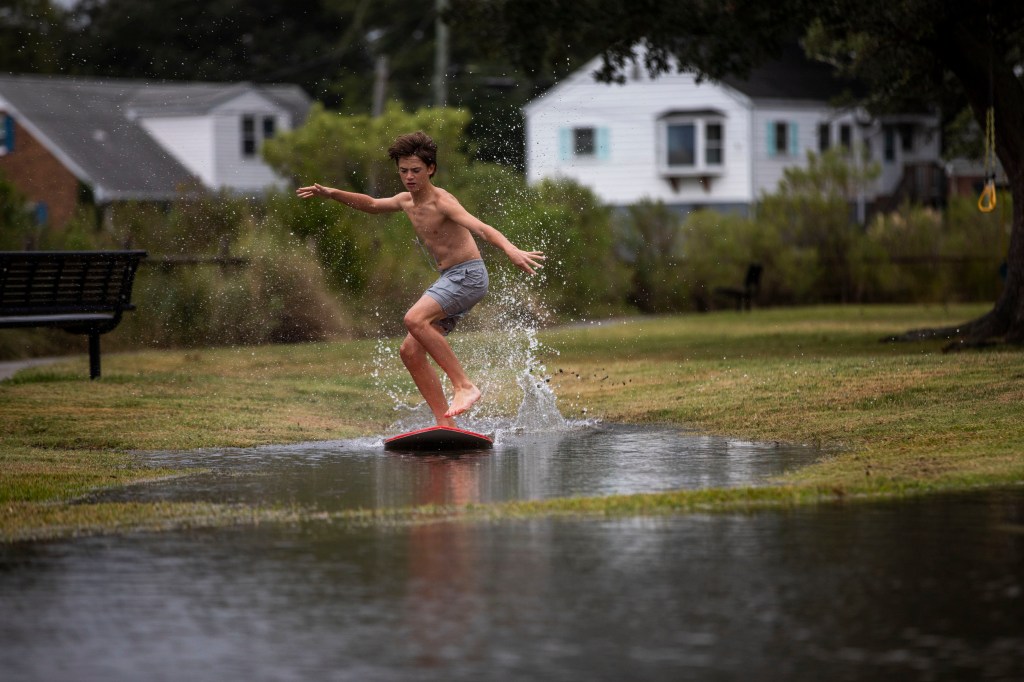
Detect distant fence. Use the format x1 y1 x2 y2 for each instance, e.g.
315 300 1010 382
140 254 250 271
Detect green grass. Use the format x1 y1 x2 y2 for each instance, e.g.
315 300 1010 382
2 303 1022 541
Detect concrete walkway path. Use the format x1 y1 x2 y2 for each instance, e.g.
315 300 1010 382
0 357 63 381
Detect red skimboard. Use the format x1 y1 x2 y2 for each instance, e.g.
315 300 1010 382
384 425 493 452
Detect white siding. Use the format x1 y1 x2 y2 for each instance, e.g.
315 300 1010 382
525 62 754 208
525 58 943 211
210 91 291 193
138 116 215 186
861 115 942 196
138 89 295 194
752 109 942 201
751 104 835 197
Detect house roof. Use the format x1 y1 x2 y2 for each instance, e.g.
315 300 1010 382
524 43 857 115
0 75 311 203
721 44 857 103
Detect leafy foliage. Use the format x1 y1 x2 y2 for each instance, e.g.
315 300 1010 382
262 105 633 327
447 0 1024 341
0 0 64 74
0 170 33 248
263 103 472 193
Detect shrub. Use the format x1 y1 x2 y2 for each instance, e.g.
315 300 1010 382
615 200 688 312
264 106 633 325
121 220 350 348
0 170 34 249
865 195 1010 303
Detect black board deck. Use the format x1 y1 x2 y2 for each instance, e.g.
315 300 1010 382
384 425 494 452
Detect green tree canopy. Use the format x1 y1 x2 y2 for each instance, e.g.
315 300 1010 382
0 0 65 73
5 0 579 168
448 0 1024 346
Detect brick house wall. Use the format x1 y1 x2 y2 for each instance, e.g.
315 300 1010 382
0 115 80 229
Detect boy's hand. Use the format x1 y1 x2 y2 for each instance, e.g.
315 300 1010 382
508 248 546 275
296 183 329 199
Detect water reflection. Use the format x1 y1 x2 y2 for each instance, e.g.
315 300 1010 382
1 488 1021 681
86 425 818 511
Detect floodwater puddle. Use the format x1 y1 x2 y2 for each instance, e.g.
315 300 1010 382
85 423 820 511
4 487 1022 681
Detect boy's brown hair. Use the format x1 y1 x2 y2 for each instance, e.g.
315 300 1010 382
387 131 437 177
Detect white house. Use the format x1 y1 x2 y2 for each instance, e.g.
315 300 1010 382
0 75 310 227
523 46 942 218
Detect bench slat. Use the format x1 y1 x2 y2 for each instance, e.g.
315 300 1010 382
0 313 117 328
0 251 147 379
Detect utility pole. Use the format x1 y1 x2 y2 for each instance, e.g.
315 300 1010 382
432 0 448 107
372 54 389 118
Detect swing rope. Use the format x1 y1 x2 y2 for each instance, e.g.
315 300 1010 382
979 10 997 213
978 106 997 213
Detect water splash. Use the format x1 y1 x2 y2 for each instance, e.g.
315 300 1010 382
369 263 580 440
367 159 593 440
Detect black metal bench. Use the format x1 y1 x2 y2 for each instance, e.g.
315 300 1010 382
0 250 147 379
714 263 763 311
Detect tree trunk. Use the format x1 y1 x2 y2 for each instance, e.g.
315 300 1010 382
891 19 1024 348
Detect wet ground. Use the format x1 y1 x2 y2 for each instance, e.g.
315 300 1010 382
1 425 1022 681
2 487 1022 681
81 424 819 510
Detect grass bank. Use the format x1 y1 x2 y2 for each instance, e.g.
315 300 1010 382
2 304 1022 541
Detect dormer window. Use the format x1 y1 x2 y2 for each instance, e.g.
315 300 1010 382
658 111 725 175
241 114 278 158
242 116 257 157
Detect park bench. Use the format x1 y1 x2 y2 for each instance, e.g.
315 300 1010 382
0 250 147 379
714 262 763 311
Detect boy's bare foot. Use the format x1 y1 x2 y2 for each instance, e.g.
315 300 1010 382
437 416 458 428
444 385 481 418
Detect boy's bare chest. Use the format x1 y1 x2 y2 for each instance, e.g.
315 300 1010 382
405 205 452 238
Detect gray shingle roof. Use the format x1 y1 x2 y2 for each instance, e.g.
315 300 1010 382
722 44 856 103
0 75 311 202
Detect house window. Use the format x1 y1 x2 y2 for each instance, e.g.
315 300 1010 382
240 114 279 158
839 124 852 151
558 126 610 161
767 120 798 158
884 125 897 162
0 114 15 155
900 123 914 152
705 123 723 165
774 122 788 156
574 127 596 156
818 123 831 152
241 115 257 157
667 123 696 166
659 114 724 173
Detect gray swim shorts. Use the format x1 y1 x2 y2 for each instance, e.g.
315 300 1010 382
424 258 489 335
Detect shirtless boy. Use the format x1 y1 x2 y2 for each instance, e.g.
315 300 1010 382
296 131 545 426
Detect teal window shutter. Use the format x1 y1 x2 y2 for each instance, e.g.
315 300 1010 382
596 127 610 160
33 202 48 226
558 128 571 161
2 115 13 153
766 121 776 158
788 122 799 157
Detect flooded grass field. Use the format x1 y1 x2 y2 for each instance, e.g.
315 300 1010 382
78 424 819 511
2 483 1021 681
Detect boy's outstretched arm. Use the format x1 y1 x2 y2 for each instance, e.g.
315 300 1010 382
442 198 546 275
296 183 401 214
